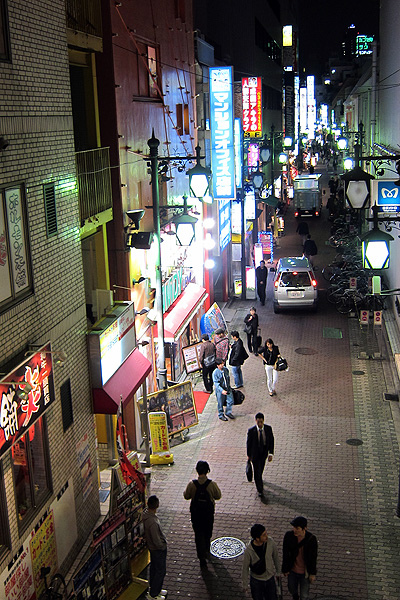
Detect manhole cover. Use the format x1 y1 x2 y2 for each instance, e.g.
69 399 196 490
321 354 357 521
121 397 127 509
384 393 399 402
323 327 343 339
352 370 365 375
295 347 317 355
210 537 246 559
346 438 363 446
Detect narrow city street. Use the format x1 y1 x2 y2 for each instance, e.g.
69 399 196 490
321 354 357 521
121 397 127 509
147 180 400 600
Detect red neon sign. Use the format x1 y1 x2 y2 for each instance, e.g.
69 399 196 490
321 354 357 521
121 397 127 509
242 77 262 137
0 343 54 458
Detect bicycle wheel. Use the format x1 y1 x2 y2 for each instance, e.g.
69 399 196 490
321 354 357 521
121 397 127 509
336 297 352 314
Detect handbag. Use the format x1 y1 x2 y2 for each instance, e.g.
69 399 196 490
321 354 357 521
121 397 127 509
246 459 253 482
244 323 252 335
274 356 288 371
203 354 216 368
232 388 245 405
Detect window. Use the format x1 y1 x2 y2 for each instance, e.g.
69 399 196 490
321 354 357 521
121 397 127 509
44 183 58 237
60 379 74 432
0 184 32 311
132 41 161 100
176 104 190 136
0 0 11 62
255 18 281 64
12 417 51 528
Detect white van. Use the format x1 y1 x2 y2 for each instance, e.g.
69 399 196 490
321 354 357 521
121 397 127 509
272 257 318 313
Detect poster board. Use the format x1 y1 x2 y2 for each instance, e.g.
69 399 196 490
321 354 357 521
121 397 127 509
73 547 106 600
117 482 146 560
147 381 198 436
148 412 170 454
50 479 78 567
200 303 228 341
30 511 58 598
181 342 203 373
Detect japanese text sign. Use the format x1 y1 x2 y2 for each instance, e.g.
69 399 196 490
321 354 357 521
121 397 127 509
0 343 55 458
148 412 170 454
209 66 235 199
242 77 262 137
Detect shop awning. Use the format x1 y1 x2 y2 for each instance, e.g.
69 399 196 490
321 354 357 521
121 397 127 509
92 349 152 414
154 282 208 341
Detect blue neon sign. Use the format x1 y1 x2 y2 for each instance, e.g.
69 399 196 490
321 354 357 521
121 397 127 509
209 66 236 200
373 180 400 213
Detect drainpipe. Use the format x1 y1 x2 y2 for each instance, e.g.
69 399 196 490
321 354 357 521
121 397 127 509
370 41 378 152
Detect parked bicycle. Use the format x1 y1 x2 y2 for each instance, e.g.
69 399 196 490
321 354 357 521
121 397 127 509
39 566 66 600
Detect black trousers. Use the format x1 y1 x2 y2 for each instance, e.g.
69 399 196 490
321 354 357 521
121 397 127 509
252 456 267 494
192 514 214 560
246 331 258 353
202 365 215 392
257 284 266 305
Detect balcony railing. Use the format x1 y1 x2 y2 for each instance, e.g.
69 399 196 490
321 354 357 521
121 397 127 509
66 0 102 38
76 147 113 224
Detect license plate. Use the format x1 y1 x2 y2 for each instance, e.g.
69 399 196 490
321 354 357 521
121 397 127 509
288 290 304 298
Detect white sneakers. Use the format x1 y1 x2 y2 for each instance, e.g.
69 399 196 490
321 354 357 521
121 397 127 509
146 590 167 600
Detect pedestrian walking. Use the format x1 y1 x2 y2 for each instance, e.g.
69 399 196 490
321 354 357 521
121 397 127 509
303 235 318 267
244 307 259 355
256 260 268 305
228 330 248 388
295 221 309 245
282 516 318 600
142 495 168 600
213 328 229 362
198 333 216 393
242 523 279 600
183 460 222 569
260 339 281 396
246 412 274 498
212 359 235 421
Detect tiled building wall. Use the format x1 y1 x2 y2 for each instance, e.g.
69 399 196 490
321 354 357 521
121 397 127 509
0 0 99 577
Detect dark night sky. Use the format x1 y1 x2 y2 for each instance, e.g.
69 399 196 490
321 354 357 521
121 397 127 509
298 0 380 78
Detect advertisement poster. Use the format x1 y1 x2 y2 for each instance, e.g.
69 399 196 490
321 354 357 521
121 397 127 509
148 412 170 453
30 511 58 598
2 540 35 600
200 303 228 341
147 381 198 436
76 433 93 502
0 344 55 459
181 342 203 374
73 546 106 600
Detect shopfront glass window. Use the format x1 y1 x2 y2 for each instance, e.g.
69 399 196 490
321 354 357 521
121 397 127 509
12 417 51 525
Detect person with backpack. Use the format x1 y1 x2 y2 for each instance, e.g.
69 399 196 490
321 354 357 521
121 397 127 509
242 523 280 600
198 333 217 393
228 330 248 388
183 460 222 568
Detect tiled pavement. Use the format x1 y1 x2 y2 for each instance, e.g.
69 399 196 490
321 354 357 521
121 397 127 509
146 194 400 599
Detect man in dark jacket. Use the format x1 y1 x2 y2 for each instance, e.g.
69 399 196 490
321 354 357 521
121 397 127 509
255 260 268 305
282 516 318 600
303 235 317 267
228 330 248 388
213 328 229 362
246 412 274 498
198 333 216 393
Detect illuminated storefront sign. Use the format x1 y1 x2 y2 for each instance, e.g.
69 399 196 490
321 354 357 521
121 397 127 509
0 344 55 458
284 71 295 141
371 180 400 214
294 76 300 143
209 66 235 199
99 303 136 384
248 143 260 169
306 76 316 138
299 87 307 133
218 197 231 251
242 77 262 138
234 118 243 189
283 25 292 47
356 35 374 56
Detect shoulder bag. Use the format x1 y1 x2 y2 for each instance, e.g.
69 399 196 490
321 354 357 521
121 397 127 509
274 356 288 371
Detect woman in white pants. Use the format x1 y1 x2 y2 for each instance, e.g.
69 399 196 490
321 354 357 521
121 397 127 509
261 339 280 396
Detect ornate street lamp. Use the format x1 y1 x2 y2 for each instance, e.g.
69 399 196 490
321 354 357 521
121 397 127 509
187 146 211 200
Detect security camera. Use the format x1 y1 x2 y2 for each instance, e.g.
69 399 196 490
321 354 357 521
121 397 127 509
126 209 145 230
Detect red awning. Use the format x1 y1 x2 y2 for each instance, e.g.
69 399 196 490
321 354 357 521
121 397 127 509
92 349 152 414
154 283 208 341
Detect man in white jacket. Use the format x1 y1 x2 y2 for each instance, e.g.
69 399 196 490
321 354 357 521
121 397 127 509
142 495 168 600
242 523 280 600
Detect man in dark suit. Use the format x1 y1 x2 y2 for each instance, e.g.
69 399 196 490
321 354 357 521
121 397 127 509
246 412 274 497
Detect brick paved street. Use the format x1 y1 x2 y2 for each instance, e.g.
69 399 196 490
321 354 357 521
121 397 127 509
146 193 400 600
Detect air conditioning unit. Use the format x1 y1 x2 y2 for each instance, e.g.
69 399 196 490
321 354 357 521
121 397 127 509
93 289 113 318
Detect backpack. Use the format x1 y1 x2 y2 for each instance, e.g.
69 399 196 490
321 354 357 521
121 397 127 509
190 480 214 519
203 354 216 368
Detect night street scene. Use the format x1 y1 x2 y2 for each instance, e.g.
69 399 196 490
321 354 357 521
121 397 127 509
1 1 400 600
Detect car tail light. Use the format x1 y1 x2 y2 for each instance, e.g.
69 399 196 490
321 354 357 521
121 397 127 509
294 211 299 217
274 280 279 288
311 279 317 287
315 211 319 216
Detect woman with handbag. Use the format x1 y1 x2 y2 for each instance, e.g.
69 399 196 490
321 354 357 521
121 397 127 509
260 339 280 396
244 307 259 355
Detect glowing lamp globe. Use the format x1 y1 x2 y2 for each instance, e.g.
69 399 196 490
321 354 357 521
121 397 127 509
362 229 394 270
346 180 369 209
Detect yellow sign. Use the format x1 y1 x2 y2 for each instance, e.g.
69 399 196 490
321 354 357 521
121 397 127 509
148 412 170 454
30 511 58 597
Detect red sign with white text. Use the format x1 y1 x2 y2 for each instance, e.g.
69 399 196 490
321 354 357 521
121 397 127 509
0 343 55 458
242 77 262 137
